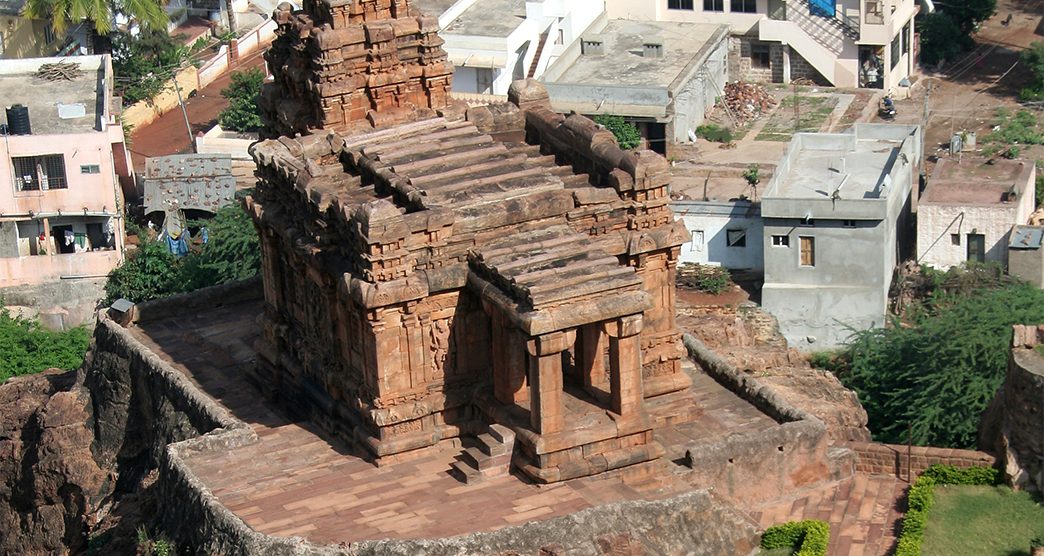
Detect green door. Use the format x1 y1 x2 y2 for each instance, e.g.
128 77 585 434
967 233 985 263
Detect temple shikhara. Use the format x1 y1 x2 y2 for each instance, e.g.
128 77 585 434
247 0 694 483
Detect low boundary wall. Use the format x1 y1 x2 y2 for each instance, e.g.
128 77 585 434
846 442 996 479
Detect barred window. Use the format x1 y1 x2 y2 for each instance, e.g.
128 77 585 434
12 154 67 191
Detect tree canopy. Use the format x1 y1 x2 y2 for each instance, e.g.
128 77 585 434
218 68 265 133
831 269 1044 449
23 0 168 35
105 204 261 304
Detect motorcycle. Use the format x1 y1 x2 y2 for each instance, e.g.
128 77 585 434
878 95 897 121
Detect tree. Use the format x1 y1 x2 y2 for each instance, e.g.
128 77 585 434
22 0 168 36
218 68 265 133
0 308 91 382
104 205 262 304
1020 42 1044 101
833 279 1044 449
111 29 190 105
181 205 262 289
593 114 642 150
918 13 974 66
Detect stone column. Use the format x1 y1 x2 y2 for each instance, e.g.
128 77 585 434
606 314 644 416
526 329 575 435
579 324 609 393
491 313 529 405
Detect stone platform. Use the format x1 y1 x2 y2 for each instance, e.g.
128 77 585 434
127 298 794 546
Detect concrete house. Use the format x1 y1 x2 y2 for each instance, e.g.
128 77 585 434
0 55 130 326
541 18 730 152
675 200 763 271
761 123 921 348
605 0 916 91
412 0 603 96
917 158 1036 270
0 0 61 59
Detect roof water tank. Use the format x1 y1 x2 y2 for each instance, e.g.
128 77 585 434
6 104 31 135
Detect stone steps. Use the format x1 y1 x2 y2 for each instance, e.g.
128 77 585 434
451 424 516 484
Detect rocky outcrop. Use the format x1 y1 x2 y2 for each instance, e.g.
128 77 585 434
0 370 107 555
678 301 871 443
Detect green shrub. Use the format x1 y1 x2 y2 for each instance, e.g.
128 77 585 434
219 68 265 133
1004 145 1021 159
895 465 998 555
761 520 830 556
677 263 732 294
593 114 641 150
808 350 850 375
695 123 733 143
0 307 91 383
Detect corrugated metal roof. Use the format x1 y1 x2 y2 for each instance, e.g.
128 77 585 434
143 154 236 215
1010 225 1044 250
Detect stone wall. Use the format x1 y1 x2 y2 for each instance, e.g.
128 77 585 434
681 333 854 504
788 47 829 85
846 442 997 478
980 324 1044 491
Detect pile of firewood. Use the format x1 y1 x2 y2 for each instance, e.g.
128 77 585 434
722 81 776 124
35 62 83 81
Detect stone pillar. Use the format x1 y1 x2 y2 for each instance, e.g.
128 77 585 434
491 313 529 405
579 324 609 392
526 329 575 435
606 314 644 416
782 43 791 85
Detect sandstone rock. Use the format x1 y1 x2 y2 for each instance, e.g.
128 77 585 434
0 370 107 555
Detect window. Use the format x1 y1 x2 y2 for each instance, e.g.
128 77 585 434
43 23 56 45
751 43 771 69
890 32 901 69
771 234 790 247
726 229 746 247
669 0 695 8
475 68 494 94
704 0 724 11
799 236 815 266
843 219 857 228
731 0 757 12
950 233 961 246
902 22 910 55
80 164 100 174
12 154 67 191
691 230 705 252
555 28 564 45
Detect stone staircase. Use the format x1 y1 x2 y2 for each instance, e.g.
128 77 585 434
452 424 516 484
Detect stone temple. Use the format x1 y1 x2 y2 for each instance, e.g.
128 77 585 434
248 0 694 484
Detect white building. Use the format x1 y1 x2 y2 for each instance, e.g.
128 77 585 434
413 0 603 95
918 158 1037 270
675 200 763 271
605 0 917 91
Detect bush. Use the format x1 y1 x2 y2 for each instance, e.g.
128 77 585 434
677 263 732 294
808 350 850 375
593 115 641 150
837 280 1044 448
895 465 998 555
219 68 265 133
919 13 974 67
696 123 733 143
761 520 830 556
0 308 91 382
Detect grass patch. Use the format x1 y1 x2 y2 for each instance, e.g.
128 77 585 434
756 96 837 142
1034 343 1044 357
922 485 1044 556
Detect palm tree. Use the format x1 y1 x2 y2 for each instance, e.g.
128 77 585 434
22 0 168 36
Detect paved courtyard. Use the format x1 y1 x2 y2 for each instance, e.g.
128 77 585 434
127 298 909 552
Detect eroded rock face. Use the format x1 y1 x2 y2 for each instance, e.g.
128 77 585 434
0 370 108 555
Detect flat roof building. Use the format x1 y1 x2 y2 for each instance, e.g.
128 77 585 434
543 19 729 151
760 123 921 348
917 158 1036 270
0 55 131 328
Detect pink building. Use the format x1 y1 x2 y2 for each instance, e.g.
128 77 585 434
0 54 130 326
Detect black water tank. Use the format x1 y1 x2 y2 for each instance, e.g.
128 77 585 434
6 104 31 135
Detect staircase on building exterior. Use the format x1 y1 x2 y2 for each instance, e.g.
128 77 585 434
452 423 516 484
792 0 860 39
527 31 551 79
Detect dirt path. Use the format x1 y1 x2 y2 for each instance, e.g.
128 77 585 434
128 50 268 172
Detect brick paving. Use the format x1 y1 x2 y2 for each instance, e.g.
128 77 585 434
125 298 793 544
749 473 908 556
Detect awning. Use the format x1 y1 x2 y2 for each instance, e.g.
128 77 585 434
448 52 508 69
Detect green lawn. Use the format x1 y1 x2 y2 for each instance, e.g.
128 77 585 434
922 485 1044 556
